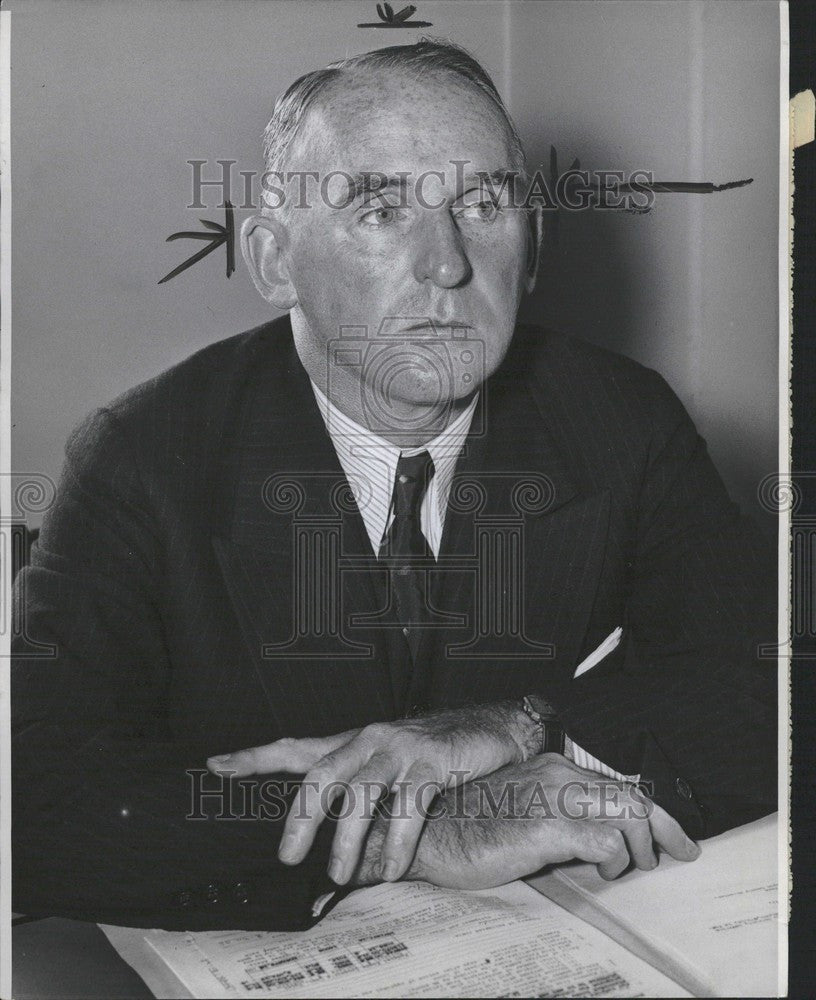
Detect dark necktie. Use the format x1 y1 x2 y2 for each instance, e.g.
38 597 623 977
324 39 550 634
378 451 434 661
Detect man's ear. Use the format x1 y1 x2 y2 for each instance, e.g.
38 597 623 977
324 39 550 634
241 214 298 310
524 205 543 294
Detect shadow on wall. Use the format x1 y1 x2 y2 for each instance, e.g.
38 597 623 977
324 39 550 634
520 191 639 362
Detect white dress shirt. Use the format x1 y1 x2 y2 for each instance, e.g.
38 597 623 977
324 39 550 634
310 380 478 557
310 380 637 784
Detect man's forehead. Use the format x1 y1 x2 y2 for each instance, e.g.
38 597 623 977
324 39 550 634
322 65 495 116
290 70 516 176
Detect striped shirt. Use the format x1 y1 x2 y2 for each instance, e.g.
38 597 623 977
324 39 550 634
310 381 478 557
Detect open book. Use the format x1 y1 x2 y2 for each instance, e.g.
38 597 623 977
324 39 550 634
527 813 780 997
100 814 780 999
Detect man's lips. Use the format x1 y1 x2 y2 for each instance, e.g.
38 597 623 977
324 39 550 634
402 318 473 331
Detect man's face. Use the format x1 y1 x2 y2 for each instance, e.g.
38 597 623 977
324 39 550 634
278 71 534 431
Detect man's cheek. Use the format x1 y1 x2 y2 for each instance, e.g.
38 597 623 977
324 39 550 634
332 250 406 307
472 250 525 314
492 250 528 304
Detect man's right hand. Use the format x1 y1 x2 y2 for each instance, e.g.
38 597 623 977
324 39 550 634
356 754 701 889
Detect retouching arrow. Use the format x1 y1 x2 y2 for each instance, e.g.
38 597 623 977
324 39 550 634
359 2 432 27
159 200 235 284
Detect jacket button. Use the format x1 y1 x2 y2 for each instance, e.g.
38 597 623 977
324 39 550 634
409 702 429 716
205 883 219 903
233 882 249 903
675 777 693 800
177 890 192 907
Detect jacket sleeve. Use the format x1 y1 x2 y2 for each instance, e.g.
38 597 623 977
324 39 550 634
549 372 777 840
12 407 344 930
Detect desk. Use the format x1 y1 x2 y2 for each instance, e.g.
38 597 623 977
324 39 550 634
11 815 780 999
12 918 152 1000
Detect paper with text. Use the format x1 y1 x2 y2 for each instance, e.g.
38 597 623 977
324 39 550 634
530 813 778 997
143 880 690 998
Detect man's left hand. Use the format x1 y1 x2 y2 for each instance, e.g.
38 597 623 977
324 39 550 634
207 702 534 884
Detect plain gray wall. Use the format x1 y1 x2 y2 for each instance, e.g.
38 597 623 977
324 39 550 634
9 0 780 529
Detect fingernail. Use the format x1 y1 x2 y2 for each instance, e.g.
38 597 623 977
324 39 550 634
208 754 231 765
278 835 297 863
381 859 398 881
647 853 658 870
686 838 701 858
328 858 345 883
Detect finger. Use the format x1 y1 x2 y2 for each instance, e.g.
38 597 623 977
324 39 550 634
604 786 657 871
557 822 630 880
379 764 443 882
207 729 358 776
279 737 374 864
328 753 396 885
616 816 657 871
648 802 702 862
596 830 630 880
559 777 658 873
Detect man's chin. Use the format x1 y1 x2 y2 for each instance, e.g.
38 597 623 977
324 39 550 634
385 376 478 408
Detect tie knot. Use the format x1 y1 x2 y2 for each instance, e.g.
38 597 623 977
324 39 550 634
392 451 434 517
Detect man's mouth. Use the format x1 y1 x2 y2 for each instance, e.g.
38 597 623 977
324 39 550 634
402 318 473 332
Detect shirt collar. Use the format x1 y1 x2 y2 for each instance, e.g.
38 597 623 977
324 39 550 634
310 380 478 553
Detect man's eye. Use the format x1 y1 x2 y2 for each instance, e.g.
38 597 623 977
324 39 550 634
456 200 499 221
359 206 403 227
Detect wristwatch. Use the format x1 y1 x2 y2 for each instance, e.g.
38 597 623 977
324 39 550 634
520 694 566 756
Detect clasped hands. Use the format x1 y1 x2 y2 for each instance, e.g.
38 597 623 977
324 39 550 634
206 701 700 890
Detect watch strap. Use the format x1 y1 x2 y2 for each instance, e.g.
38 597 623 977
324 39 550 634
521 695 566 756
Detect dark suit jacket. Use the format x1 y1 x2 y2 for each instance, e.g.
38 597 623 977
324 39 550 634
12 317 776 931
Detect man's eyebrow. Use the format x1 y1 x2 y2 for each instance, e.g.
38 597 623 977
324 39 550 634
475 169 517 182
464 168 520 188
347 173 409 201
341 168 521 206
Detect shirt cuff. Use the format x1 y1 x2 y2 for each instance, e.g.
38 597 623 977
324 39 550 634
564 736 641 783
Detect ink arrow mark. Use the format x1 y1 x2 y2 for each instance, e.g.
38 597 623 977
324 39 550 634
615 177 753 215
158 200 235 284
546 145 753 239
620 178 753 193
358 3 432 27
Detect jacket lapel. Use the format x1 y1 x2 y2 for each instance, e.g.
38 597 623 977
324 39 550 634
211 322 399 734
412 354 612 709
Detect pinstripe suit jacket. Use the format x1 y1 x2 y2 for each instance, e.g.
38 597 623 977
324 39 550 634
12 316 776 931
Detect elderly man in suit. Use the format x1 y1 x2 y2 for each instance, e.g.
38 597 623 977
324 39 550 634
12 40 775 932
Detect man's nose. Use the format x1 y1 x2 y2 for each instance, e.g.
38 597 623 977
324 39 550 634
411 212 472 288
